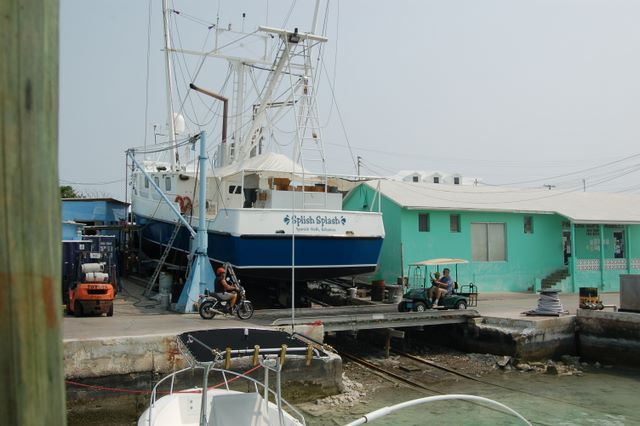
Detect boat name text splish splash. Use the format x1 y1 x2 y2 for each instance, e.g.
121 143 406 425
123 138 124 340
284 215 347 226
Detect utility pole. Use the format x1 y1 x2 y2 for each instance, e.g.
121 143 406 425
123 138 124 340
582 179 586 192
357 156 362 179
1 0 66 424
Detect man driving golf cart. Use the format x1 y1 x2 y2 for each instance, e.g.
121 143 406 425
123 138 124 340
428 268 454 306
398 258 478 312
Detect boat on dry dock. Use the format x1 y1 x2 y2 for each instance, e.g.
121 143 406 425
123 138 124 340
128 1 384 283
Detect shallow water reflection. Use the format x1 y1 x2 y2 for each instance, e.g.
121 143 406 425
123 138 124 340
300 367 640 426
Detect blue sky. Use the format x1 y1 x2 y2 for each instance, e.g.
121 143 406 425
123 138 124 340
59 0 640 199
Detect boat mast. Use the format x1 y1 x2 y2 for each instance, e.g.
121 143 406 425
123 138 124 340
311 0 321 34
162 0 178 169
232 61 246 165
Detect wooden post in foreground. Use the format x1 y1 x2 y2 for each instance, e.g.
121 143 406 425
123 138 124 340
0 1 65 424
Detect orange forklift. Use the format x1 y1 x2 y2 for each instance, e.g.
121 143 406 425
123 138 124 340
66 250 116 317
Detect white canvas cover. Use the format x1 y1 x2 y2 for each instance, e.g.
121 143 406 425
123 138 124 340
214 152 313 178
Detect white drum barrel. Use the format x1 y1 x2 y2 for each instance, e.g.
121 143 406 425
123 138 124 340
81 263 105 273
85 272 109 283
159 272 173 294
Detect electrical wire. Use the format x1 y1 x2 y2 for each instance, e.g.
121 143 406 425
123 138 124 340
320 60 358 173
482 152 640 186
60 178 125 186
130 135 194 155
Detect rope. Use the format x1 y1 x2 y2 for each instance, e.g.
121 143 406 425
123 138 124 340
525 290 568 316
65 364 262 395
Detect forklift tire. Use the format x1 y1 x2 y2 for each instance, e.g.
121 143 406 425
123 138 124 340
455 300 468 310
107 304 114 317
413 302 427 312
73 302 83 317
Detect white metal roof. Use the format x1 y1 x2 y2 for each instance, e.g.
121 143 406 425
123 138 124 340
363 180 640 224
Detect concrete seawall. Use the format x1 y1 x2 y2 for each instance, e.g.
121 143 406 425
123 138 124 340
450 312 640 367
577 310 640 366
64 325 342 401
452 316 577 361
65 334 178 379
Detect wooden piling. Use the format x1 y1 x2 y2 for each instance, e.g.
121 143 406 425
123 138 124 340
0 0 64 424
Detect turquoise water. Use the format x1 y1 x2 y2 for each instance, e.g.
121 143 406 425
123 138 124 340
299 367 640 426
67 366 640 425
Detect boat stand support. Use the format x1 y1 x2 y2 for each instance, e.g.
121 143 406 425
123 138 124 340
175 131 214 313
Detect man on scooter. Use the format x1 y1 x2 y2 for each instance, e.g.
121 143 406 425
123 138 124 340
214 267 237 313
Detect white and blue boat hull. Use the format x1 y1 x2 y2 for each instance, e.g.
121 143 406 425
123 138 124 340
135 208 384 282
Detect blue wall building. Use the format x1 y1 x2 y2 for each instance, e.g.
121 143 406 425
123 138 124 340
62 198 129 226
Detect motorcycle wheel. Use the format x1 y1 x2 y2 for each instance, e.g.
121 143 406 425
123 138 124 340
236 301 254 320
199 300 217 320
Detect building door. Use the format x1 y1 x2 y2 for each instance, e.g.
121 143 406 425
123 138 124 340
613 231 625 259
562 231 571 265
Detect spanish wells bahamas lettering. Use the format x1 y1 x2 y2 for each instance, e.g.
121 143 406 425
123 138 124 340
283 214 346 231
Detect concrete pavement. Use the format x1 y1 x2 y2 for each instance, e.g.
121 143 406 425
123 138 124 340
62 278 622 340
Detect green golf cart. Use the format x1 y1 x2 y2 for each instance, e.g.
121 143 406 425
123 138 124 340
398 258 478 312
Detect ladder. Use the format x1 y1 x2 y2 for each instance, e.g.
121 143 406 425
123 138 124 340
144 221 182 296
293 45 328 209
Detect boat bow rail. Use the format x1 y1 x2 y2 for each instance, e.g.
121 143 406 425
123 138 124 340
141 328 329 426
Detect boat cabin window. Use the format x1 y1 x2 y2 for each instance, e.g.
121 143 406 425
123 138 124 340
165 177 172 191
433 176 440 184
144 177 149 189
412 176 419 182
228 185 242 194
454 176 461 185
154 177 160 187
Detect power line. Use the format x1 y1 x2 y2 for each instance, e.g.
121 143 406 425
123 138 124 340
60 178 125 186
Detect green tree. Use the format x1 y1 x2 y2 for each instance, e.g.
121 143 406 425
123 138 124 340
60 185 82 198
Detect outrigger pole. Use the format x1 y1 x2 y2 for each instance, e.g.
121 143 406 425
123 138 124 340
127 131 214 313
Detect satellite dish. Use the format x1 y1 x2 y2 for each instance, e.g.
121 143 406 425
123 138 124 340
173 113 186 134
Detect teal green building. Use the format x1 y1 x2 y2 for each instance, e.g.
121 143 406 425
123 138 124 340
343 180 640 293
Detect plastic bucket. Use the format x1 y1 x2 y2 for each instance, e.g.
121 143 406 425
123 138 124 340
159 272 173 294
347 287 357 299
371 280 385 301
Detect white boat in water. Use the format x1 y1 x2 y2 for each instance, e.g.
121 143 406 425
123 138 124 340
138 329 315 426
128 1 384 285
